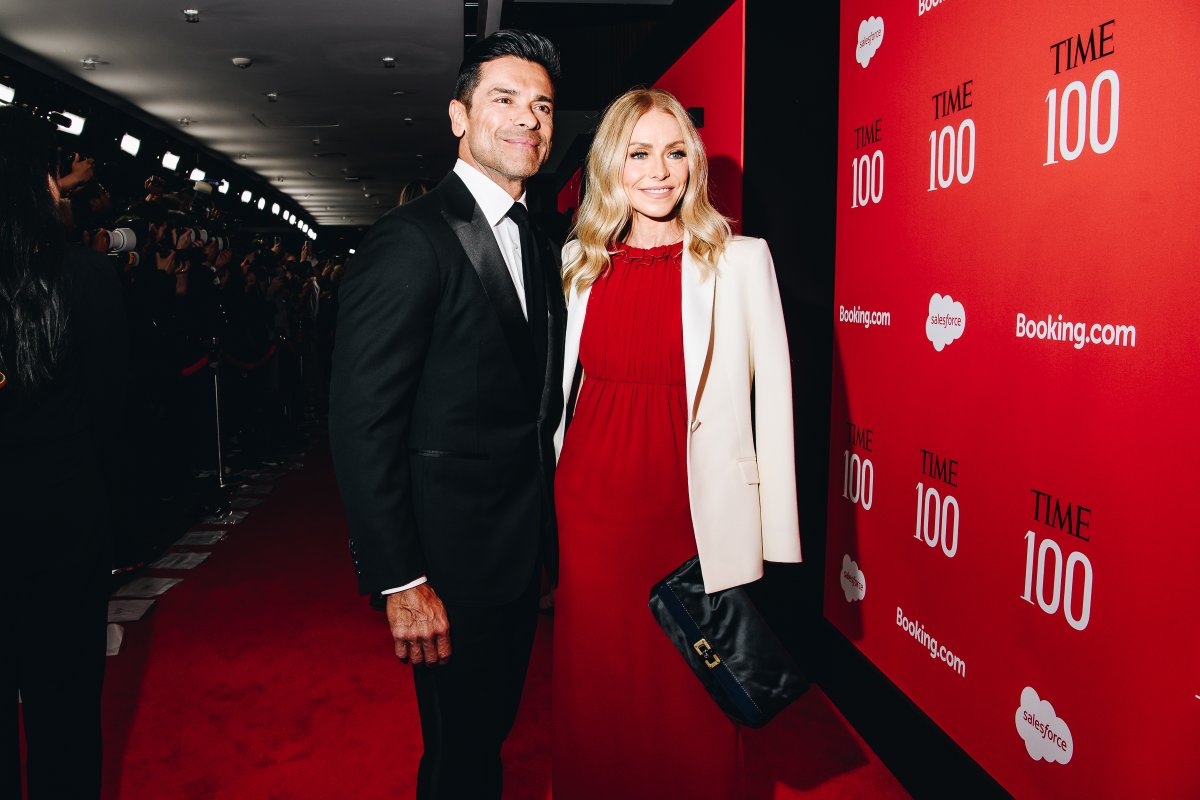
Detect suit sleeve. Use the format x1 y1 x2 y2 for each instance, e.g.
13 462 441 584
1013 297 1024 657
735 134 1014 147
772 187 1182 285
745 239 803 563
329 215 439 594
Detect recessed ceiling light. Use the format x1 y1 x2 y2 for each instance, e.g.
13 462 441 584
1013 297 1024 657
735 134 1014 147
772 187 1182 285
403 117 413 126
162 151 180 170
271 202 281 215
266 92 278 103
79 55 107 71
178 117 193 127
239 153 249 160
257 197 266 210
349 248 356 255
119 133 141 156
183 9 200 23
240 190 252 203
381 57 396 69
392 90 407 96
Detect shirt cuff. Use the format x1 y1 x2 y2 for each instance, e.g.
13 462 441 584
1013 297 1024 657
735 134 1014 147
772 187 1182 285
381 576 428 595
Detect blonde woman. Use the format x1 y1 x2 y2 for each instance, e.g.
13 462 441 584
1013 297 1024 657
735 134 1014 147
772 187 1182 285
552 88 801 796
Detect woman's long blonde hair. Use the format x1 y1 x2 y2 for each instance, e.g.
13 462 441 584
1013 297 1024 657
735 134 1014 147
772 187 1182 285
563 88 731 293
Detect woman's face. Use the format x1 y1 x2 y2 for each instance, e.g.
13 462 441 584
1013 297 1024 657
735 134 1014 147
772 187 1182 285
621 110 689 224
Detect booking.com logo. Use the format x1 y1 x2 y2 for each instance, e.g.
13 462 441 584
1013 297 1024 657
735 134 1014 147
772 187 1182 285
1015 313 1136 350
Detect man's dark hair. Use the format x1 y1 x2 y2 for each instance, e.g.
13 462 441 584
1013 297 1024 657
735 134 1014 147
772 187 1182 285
454 29 561 107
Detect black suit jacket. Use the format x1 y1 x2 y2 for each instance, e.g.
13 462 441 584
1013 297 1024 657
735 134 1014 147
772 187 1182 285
330 171 566 606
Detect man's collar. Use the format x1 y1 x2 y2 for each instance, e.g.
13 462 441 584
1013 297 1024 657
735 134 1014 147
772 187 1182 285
453 159 527 226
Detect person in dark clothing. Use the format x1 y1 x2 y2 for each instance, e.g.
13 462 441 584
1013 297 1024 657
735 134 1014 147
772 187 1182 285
0 106 128 798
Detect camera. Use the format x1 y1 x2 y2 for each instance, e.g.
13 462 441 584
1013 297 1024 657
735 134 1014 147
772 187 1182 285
108 216 154 254
107 227 138 252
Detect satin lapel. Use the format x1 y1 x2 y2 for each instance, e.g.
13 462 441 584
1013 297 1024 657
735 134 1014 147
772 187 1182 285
681 238 715 423
529 231 549 400
441 181 535 387
536 234 566 423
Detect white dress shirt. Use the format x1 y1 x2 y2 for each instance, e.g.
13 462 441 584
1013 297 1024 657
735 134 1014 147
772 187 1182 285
382 160 531 597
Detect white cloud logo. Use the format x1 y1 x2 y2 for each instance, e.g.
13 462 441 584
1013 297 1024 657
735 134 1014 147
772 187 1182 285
926 293 966 352
1015 687 1074 764
855 17 885 68
840 554 866 602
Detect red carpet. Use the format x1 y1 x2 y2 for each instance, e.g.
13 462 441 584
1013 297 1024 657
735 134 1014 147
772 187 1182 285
99 441 908 799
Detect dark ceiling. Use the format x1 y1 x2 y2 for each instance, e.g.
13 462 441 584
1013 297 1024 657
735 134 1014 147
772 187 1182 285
0 0 731 245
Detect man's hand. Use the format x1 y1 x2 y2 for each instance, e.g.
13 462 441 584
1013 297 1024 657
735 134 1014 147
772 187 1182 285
386 583 451 666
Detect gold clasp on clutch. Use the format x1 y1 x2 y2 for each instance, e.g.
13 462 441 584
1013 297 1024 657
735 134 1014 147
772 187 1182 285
693 638 721 669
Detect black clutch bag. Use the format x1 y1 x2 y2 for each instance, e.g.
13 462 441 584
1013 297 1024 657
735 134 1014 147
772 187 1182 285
648 555 808 728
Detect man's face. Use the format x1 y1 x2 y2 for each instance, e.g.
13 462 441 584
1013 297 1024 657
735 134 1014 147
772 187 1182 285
449 56 554 194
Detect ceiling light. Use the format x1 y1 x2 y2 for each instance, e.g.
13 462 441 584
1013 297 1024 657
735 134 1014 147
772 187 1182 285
382 57 396 69
119 134 141 156
289 213 297 224
266 92 278 103
183 9 200 23
161 151 180 170
392 90 407 96
309 231 317 241
0 83 14 104
218 180 229 194
349 248 356 255
79 55 107 71
279 206 287 218
240 190 252 203
178 117 193 127
403 117 413 126
271 202 281 215
239 152 249 160
189 168 206 181
257 197 266 210
56 111 86 136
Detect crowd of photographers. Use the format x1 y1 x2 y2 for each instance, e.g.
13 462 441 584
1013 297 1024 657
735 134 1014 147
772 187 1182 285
58 155 344 567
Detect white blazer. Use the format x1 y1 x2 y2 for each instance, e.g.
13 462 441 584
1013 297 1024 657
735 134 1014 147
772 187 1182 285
554 234 802 593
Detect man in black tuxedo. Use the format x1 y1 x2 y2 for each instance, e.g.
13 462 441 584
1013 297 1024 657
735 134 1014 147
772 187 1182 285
329 30 564 799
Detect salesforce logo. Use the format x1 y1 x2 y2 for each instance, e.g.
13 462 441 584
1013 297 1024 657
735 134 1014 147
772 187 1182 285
926 293 966 352
1015 686 1074 764
855 17 885 68
840 554 867 602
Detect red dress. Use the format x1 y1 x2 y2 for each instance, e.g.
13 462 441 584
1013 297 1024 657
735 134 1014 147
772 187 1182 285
552 242 741 798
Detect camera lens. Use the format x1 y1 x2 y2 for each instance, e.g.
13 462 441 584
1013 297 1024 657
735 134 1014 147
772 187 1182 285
108 227 137 252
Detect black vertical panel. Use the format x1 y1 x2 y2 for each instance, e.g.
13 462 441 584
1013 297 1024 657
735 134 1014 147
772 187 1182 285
743 3 1009 797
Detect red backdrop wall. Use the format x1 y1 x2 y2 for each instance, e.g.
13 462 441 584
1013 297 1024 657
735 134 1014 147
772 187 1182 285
557 0 746 226
826 3 1200 797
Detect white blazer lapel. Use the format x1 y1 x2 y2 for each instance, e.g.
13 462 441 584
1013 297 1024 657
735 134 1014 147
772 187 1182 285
554 280 590 459
680 236 715 424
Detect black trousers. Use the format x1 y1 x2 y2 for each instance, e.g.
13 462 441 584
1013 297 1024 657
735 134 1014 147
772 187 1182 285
3 562 107 799
411 575 540 800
